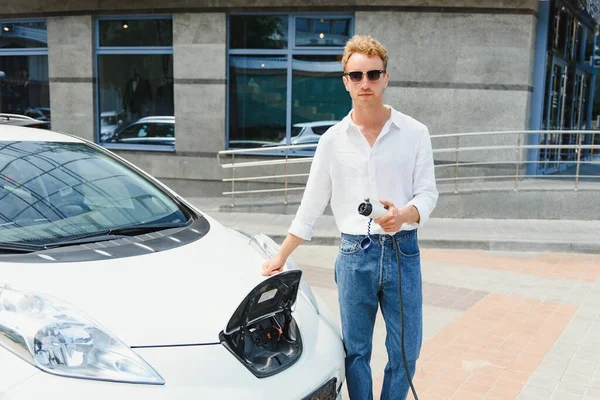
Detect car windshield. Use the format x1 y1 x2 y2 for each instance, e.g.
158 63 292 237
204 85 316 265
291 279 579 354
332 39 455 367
0 141 190 246
291 126 303 137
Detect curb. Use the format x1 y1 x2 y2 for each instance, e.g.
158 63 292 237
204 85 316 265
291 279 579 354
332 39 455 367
265 234 600 254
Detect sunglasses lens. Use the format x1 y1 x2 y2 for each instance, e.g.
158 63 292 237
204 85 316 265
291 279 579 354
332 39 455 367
348 72 363 82
367 70 382 81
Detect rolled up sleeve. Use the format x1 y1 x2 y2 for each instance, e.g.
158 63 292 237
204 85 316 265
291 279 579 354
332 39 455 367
288 141 332 240
406 126 438 227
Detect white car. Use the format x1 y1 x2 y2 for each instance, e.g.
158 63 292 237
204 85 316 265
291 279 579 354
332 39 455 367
279 121 339 146
99 111 123 142
107 116 174 148
0 125 345 399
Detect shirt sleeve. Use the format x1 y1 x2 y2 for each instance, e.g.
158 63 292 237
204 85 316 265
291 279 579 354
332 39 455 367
288 140 332 241
406 126 438 227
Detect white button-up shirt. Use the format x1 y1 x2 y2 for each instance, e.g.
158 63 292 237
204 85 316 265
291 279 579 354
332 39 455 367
288 106 438 240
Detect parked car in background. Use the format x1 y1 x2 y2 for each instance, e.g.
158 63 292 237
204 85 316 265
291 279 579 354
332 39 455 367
108 116 174 148
229 140 277 149
0 113 50 129
100 110 124 142
0 124 345 399
279 120 339 146
24 107 51 123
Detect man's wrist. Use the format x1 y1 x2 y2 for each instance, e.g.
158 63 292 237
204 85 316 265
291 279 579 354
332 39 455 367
399 205 420 224
410 205 421 223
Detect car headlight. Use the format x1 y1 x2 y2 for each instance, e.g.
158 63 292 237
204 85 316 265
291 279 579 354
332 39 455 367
242 230 320 315
0 284 164 385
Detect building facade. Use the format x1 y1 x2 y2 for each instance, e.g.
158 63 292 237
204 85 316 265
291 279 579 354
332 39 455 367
0 0 597 195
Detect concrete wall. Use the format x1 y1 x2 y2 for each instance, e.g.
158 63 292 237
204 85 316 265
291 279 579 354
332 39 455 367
0 0 538 17
368 10 538 163
173 13 226 154
47 16 95 142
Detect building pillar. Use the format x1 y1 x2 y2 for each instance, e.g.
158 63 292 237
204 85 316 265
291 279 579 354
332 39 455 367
47 16 95 141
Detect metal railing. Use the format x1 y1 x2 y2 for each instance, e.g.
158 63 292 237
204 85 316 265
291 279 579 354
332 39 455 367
217 130 600 207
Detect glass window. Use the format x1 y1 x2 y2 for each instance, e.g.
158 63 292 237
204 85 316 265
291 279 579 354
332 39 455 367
96 17 174 150
228 56 287 147
230 16 288 49
291 55 349 150
98 19 172 47
0 21 47 49
0 20 50 127
0 141 189 245
295 17 351 47
0 55 50 119
228 14 353 153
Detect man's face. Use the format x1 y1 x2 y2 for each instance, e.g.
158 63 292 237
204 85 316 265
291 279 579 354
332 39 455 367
343 53 389 108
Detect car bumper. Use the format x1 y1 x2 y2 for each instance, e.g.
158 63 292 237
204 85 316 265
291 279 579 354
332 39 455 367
1 310 344 399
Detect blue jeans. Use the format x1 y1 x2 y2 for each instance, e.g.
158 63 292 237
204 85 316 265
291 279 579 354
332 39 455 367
335 230 423 400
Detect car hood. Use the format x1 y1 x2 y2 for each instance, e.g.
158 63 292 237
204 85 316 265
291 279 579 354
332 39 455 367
100 125 117 134
0 216 273 347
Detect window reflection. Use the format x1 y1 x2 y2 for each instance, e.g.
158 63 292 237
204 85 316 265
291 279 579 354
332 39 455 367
0 21 47 48
0 56 50 124
99 19 172 47
295 17 351 47
230 16 288 49
98 54 174 148
228 56 287 148
227 14 352 152
290 55 349 152
0 141 186 245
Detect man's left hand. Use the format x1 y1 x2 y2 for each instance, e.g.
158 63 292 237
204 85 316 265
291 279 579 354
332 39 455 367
374 200 417 232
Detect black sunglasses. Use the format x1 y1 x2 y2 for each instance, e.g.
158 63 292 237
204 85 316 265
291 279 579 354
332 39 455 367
343 70 386 82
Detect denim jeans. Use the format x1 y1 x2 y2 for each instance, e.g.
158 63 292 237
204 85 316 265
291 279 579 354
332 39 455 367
335 230 423 400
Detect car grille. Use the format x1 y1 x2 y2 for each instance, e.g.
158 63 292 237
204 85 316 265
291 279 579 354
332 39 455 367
303 378 337 400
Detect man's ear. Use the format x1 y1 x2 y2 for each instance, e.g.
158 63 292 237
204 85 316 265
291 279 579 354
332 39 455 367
342 76 349 91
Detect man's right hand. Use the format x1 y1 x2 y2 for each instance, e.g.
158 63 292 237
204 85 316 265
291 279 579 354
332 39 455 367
262 255 286 276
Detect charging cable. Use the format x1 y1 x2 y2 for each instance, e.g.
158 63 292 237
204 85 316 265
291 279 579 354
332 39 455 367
357 198 419 400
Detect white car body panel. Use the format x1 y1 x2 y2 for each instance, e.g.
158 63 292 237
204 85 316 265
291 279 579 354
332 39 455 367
2 295 344 399
0 217 282 346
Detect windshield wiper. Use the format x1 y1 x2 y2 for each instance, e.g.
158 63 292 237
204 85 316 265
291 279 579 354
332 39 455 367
48 222 190 248
0 242 46 254
0 222 191 254
107 222 190 236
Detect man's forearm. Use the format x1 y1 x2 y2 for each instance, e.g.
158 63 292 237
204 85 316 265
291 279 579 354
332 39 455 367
276 233 304 261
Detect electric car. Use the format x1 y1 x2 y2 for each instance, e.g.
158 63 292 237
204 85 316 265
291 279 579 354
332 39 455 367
0 125 345 399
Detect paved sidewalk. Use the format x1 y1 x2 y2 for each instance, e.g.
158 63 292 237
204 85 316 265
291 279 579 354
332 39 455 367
187 197 600 254
290 245 600 400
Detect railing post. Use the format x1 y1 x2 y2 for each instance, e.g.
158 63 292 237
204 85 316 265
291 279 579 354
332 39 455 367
454 136 460 194
231 153 235 207
515 133 521 191
284 151 289 205
575 131 583 191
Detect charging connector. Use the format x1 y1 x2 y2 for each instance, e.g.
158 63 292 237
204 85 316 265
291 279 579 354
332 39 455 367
357 198 389 219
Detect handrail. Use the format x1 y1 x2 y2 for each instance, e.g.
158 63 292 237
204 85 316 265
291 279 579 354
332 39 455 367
217 130 600 206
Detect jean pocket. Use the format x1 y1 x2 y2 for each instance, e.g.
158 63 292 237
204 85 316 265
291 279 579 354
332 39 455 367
396 233 420 257
339 237 361 254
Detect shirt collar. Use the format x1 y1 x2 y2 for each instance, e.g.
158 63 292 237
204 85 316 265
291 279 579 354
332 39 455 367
340 105 403 132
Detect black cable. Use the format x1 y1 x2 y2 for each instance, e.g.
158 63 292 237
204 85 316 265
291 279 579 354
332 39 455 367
392 236 419 400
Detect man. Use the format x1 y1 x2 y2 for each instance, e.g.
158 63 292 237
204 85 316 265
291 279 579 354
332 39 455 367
123 68 152 122
262 35 438 400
